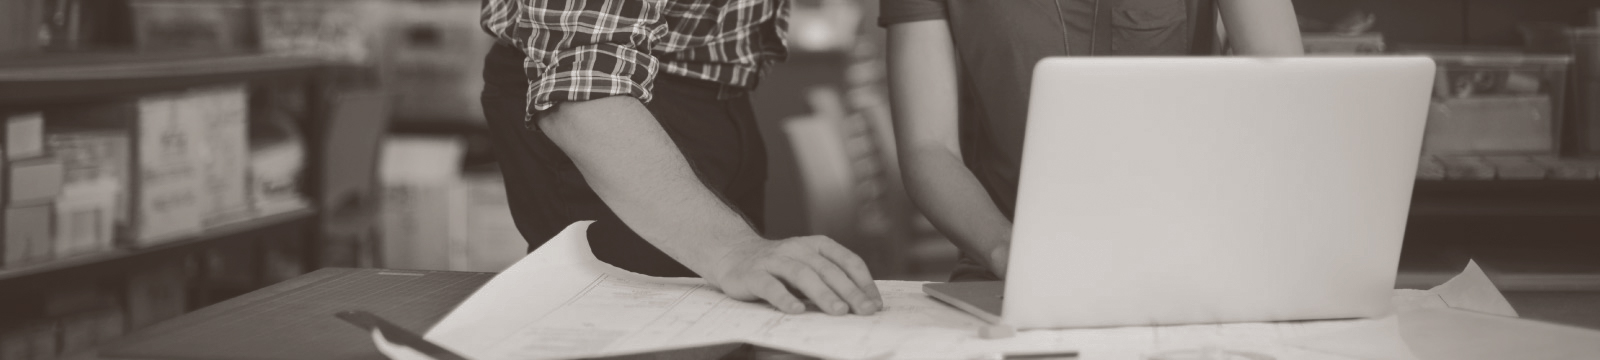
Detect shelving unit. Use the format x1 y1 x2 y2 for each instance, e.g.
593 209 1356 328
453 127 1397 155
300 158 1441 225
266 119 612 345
2 51 341 277
0 208 314 290
1 50 351 357
0 52 331 107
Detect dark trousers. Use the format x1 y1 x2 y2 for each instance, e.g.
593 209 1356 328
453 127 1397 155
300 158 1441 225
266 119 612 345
481 43 768 277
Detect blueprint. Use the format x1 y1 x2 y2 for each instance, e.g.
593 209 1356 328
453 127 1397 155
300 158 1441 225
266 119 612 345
374 222 1500 360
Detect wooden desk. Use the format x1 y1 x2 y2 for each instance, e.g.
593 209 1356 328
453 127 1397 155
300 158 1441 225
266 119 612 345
72 268 1600 360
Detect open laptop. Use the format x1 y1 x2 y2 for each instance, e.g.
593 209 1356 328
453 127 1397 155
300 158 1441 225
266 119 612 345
924 57 1437 330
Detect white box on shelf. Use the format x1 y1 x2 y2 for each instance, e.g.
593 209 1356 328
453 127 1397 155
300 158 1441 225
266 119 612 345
134 93 204 245
378 136 469 271
249 139 308 217
49 130 133 235
6 112 44 160
55 178 120 258
7 156 64 207
184 85 252 226
379 181 466 271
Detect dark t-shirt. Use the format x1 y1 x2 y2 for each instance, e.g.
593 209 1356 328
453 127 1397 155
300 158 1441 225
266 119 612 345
880 0 1219 280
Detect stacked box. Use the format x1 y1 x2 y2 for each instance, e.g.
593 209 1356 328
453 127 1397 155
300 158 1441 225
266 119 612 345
53 179 117 258
133 92 205 245
186 86 252 226
7 157 63 207
49 127 132 256
7 112 45 160
47 102 137 237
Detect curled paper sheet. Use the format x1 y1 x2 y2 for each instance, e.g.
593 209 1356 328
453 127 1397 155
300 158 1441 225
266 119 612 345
377 223 1527 360
1287 260 1566 360
1426 261 1516 317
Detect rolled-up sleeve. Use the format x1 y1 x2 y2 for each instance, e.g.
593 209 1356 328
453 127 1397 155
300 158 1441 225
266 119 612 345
519 0 665 112
879 0 946 27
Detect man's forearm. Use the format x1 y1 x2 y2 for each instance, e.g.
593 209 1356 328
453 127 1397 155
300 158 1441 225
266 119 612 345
538 96 763 280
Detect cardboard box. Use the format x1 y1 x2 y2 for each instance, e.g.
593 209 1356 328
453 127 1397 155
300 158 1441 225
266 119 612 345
249 140 309 217
379 182 465 271
134 93 204 245
5 205 53 266
55 179 118 258
6 112 44 160
378 136 467 271
48 128 133 234
7 156 64 206
185 86 252 226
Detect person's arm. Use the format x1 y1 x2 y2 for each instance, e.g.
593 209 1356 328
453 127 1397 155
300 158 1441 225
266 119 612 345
522 0 880 315
886 20 1016 278
1217 0 1305 56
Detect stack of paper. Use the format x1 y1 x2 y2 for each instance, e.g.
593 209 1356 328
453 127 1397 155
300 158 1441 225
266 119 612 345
376 222 1600 360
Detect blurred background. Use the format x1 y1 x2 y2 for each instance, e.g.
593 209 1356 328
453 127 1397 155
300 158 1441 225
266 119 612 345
1 0 1599 358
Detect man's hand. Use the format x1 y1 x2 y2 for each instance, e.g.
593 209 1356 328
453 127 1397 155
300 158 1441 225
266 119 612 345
710 236 883 316
540 97 880 316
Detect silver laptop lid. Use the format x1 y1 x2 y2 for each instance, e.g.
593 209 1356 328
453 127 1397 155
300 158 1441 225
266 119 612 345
1004 57 1436 329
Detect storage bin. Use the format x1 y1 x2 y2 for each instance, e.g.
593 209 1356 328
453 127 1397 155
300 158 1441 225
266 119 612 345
129 0 253 51
255 0 386 65
1417 53 1571 155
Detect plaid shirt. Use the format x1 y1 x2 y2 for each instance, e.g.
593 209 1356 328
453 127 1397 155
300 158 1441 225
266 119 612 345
481 0 789 117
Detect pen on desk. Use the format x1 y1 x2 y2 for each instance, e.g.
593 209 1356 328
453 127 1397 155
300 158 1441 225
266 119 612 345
1004 352 1079 359
972 351 1081 360
335 310 469 360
